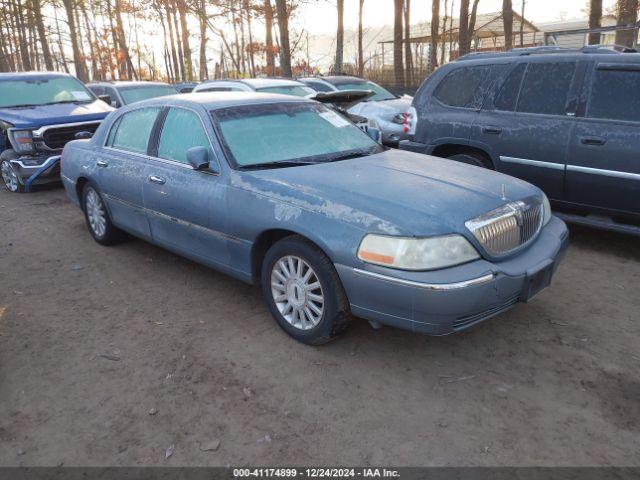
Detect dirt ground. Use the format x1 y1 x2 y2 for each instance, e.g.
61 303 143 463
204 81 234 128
0 186 639 467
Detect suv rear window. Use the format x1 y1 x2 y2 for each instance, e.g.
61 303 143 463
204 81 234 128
516 62 576 115
587 67 640 123
434 66 491 108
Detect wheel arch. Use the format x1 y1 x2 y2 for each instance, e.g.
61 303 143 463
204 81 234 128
430 142 496 169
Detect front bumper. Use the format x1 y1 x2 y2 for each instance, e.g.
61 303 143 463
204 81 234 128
335 216 569 335
9 153 62 184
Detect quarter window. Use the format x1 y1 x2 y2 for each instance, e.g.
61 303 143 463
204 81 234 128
157 108 211 164
434 66 491 108
516 62 576 115
109 107 160 154
587 68 640 123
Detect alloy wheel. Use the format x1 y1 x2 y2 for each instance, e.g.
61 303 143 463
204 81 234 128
1 161 19 192
85 188 107 238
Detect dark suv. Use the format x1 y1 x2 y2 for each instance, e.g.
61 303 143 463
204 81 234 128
401 47 640 234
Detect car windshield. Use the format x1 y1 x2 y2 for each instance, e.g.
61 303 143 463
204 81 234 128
212 102 382 168
255 85 316 97
334 81 396 101
119 85 177 104
0 76 94 108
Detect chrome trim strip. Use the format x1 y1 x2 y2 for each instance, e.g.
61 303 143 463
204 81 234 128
10 155 61 169
566 164 640 181
32 120 102 138
352 268 495 291
500 156 565 171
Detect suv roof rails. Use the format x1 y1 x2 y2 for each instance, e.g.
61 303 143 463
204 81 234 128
456 44 638 62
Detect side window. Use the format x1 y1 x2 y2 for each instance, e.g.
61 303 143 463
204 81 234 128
517 62 576 115
587 67 640 123
109 107 160 154
433 66 491 108
494 63 526 111
200 87 233 92
157 108 211 164
307 81 333 92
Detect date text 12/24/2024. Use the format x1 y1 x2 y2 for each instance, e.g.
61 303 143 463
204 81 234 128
233 468 400 478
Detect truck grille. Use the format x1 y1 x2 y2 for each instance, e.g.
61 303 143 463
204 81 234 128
465 197 543 256
41 122 101 150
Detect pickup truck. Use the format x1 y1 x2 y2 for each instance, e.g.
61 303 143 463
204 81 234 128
1 72 113 193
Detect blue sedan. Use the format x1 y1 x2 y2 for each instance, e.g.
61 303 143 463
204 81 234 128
60 92 569 345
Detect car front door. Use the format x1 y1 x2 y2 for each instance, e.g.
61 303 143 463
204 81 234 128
471 59 585 201
98 106 161 239
565 62 640 217
142 106 229 267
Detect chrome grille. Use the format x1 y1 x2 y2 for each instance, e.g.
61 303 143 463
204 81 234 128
465 197 543 256
41 122 101 150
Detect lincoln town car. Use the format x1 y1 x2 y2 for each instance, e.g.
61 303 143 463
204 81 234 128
60 93 569 345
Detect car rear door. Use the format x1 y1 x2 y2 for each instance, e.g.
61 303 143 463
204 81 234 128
142 106 230 267
99 106 162 238
471 59 586 201
565 61 640 217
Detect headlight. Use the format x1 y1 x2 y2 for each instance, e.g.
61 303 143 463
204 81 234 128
358 234 480 271
542 193 551 226
9 129 35 153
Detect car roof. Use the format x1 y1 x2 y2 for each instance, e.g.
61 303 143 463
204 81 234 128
454 46 640 65
129 91 311 110
87 81 173 88
0 71 76 82
202 78 308 89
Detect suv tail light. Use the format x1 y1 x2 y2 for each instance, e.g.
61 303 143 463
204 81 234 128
405 106 417 136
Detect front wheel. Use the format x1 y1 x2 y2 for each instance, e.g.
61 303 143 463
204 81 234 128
82 183 124 245
261 236 351 345
1 158 24 193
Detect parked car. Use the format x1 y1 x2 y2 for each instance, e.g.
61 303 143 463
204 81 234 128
61 92 568 345
87 81 177 108
299 76 412 146
401 46 640 235
0 72 113 193
193 78 316 97
173 82 199 93
194 78 378 136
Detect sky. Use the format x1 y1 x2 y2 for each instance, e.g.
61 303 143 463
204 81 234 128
295 0 618 35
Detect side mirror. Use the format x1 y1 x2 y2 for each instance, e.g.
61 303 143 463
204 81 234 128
187 146 212 171
98 94 112 105
75 130 93 140
367 127 381 143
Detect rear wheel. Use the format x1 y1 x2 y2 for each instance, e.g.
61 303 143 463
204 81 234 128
448 152 492 169
82 183 124 245
261 236 351 345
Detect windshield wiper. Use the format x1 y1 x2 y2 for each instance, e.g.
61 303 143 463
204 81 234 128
40 99 91 106
5 104 39 109
239 160 318 170
324 148 379 163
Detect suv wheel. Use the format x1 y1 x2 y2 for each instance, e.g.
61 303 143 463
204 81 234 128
261 235 351 345
448 152 492 169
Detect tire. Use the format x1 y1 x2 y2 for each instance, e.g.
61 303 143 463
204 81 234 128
448 152 492 169
1 150 25 193
261 235 351 345
81 182 124 246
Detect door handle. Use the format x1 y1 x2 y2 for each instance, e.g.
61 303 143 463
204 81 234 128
580 136 607 146
148 175 166 185
482 127 502 135
96 160 108 167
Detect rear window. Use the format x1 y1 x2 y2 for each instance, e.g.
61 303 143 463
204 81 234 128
516 62 576 115
119 85 177 104
255 85 316 97
434 66 491 108
587 67 640 123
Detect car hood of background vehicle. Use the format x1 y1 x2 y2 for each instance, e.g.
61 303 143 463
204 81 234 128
0 100 113 129
348 96 412 119
234 149 540 237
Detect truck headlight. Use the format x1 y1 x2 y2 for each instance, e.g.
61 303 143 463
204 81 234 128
9 129 35 153
357 234 480 271
542 193 551 226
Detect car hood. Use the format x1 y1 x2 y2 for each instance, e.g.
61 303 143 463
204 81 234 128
347 96 412 119
0 100 113 129
233 149 540 237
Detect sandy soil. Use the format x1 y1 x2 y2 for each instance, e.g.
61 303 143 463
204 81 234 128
0 186 639 467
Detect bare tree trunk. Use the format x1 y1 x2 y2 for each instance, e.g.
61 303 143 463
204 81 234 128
588 0 603 45
458 0 470 57
199 0 208 80
114 0 137 79
32 0 53 69
615 0 638 47
468 0 479 50
62 0 88 79
264 0 275 75
440 0 447 65
245 0 256 77
503 0 513 50
165 2 181 80
519 0 525 46
334 0 344 74
358 0 364 76
13 0 33 70
177 0 193 80
274 0 292 77
53 6 70 73
430 0 439 71
171 2 185 80
393 0 404 87
80 0 99 79
404 0 412 85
